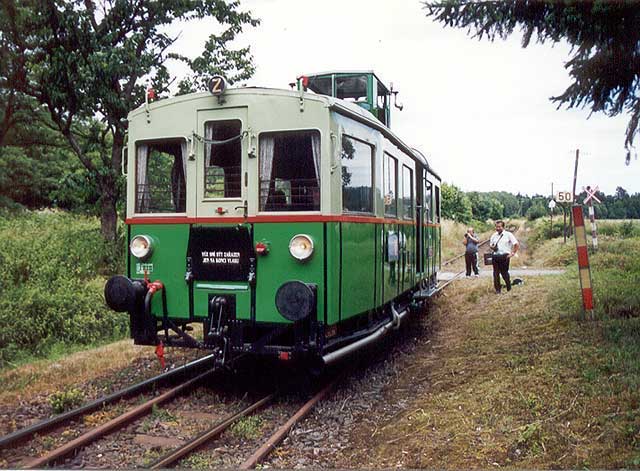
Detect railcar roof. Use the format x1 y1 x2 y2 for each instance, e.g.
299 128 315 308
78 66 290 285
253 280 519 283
128 87 437 176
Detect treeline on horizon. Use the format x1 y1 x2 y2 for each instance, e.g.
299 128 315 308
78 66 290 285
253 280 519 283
442 183 640 224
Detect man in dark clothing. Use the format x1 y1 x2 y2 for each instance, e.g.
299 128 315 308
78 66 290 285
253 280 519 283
489 220 519 293
463 227 480 277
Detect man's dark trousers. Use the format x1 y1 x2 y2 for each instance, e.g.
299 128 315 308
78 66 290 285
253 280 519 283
492 255 511 292
465 252 479 276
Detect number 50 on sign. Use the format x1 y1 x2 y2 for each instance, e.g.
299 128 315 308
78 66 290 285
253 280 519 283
555 191 573 203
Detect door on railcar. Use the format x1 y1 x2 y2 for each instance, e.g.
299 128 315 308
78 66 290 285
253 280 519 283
400 164 415 291
196 108 248 217
415 167 424 279
424 176 434 281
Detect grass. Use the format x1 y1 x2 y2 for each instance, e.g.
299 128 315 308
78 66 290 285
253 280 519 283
0 211 127 367
441 219 495 261
230 415 264 439
338 228 640 469
0 339 156 405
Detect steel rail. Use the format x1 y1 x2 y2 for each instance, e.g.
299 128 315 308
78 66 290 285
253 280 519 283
24 367 217 469
442 239 489 266
0 353 216 449
149 393 276 469
239 377 340 469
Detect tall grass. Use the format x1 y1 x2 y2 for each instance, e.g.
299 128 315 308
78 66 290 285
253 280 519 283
0 211 127 368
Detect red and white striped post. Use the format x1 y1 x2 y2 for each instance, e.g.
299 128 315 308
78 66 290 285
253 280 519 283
584 185 600 250
572 205 594 317
588 202 598 250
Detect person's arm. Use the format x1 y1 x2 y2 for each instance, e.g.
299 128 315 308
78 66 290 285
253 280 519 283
470 234 479 244
463 236 468 245
509 233 519 257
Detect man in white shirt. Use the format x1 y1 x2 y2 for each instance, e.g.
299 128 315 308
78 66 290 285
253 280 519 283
489 220 519 293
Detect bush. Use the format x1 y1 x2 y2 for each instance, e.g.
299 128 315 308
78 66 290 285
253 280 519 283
551 238 640 320
599 221 640 238
0 212 127 367
49 388 85 414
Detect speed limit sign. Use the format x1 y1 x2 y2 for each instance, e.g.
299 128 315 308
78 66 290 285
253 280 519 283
555 191 573 203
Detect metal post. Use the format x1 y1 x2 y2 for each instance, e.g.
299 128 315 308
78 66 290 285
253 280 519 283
569 149 579 237
550 182 554 237
589 200 598 250
572 204 594 319
563 205 567 243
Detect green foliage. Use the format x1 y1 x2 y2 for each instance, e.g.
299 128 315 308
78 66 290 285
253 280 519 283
49 388 85 414
424 1 640 150
552 237 640 320
598 221 640 238
441 182 473 223
467 192 504 220
525 200 547 220
0 0 259 240
528 219 566 248
230 415 263 439
0 212 127 367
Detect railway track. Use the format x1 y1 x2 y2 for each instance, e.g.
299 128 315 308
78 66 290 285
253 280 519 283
435 239 490 292
1 235 502 468
1 355 345 469
149 374 342 469
0 353 218 450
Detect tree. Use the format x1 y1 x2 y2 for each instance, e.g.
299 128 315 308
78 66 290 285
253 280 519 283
0 0 258 240
423 1 640 152
525 199 547 220
441 182 473 223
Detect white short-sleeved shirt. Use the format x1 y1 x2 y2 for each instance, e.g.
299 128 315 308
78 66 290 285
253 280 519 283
490 230 518 255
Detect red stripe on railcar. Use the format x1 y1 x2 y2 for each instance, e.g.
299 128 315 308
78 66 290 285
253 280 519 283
126 215 440 227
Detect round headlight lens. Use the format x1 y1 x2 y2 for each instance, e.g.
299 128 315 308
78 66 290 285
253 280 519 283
289 234 314 261
130 235 152 259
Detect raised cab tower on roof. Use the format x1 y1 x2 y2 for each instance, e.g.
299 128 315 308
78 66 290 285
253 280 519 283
296 71 401 128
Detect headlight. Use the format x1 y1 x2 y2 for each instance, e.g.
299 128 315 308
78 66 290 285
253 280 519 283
289 234 314 261
130 235 153 260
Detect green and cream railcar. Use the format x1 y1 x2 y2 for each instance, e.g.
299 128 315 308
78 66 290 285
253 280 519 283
104 71 441 366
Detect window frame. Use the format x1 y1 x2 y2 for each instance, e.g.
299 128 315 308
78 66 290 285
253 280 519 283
202 119 244 202
133 136 189 215
341 133 375 216
402 164 414 220
383 152 398 218
257 128 322 213
435 184 441 223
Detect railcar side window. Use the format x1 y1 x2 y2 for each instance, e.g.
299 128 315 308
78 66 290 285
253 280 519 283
341 135 374 214
383 153 398 217
204 120 242 198
135 139 186 213
402 165 413 219
259 130 320 211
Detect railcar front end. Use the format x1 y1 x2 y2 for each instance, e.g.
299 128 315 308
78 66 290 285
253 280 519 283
104 74 442 367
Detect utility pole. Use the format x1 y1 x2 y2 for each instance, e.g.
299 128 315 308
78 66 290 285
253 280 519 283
569 149 579 237
550 182 554 236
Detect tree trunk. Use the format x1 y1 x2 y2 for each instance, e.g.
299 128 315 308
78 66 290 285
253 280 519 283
100 129 125 242
100 190 118 242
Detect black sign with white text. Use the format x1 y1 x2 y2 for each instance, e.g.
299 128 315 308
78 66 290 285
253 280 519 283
188 226 254 281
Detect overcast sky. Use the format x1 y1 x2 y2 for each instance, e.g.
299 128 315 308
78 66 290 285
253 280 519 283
168 0 639 197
